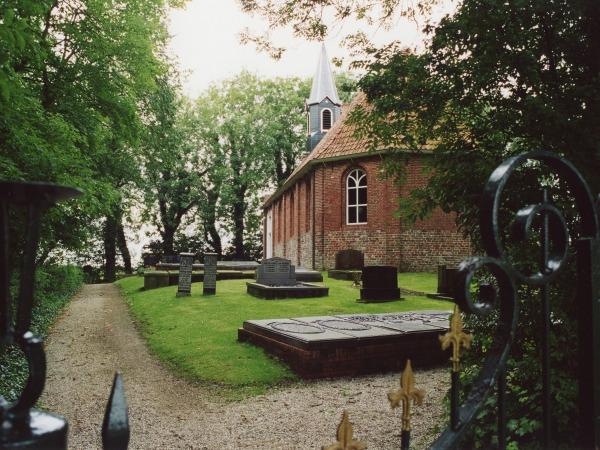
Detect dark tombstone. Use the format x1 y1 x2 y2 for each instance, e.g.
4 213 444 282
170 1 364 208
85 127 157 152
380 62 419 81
359 265 400 302
162 255 180 264
176 253 194 297
142 253 160 268
256 257 297 286
203 253 217 295
437 265 459 297
335 249 364 270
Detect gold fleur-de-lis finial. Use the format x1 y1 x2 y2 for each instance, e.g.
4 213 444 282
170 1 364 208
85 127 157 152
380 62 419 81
322 410 367 450
388 359 425 432
439 305 473 372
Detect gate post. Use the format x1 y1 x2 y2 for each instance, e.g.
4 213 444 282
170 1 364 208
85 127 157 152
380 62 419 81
577 237 600 449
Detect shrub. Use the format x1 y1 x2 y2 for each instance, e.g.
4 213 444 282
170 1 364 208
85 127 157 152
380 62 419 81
0 265 83 402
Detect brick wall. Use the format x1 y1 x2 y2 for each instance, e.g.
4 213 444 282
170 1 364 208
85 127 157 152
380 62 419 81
265 154 471 271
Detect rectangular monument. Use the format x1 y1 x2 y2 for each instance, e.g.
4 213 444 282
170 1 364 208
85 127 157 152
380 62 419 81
359 265 401 302
176 252 194 297
255 257 296 286
203 253 217 295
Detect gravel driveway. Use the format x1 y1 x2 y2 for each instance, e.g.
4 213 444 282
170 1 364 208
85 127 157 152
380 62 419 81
40 284 449 449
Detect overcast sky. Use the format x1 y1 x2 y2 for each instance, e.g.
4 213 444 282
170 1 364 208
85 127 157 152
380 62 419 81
167 0 455 98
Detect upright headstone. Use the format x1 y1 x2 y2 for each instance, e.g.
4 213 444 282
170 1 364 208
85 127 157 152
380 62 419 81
203 253 218 295
437 265 459 297
176 252 194 297
359 265 400 302
256 257 296 286
335 249 364 270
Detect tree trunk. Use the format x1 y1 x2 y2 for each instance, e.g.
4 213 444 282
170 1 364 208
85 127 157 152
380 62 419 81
116 220 132 274
203 183 222 256
232 184 247 259
103 215 117 282
162 225 176 256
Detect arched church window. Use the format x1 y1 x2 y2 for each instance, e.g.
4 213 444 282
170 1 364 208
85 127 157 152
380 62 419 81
346 169 367 224
321 108 332 131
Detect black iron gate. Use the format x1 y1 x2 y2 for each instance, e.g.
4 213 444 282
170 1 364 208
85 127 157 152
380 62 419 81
430 151 600 449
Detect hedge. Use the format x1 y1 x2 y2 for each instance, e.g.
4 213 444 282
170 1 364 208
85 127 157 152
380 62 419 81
0 265 83 401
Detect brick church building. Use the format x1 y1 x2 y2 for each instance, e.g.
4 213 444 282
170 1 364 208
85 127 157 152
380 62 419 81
262 46 470 271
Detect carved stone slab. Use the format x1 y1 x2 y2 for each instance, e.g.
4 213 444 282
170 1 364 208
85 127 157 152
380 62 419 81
176 253 194 297
203 253 217 295
256 257 296 286
239 310 452 378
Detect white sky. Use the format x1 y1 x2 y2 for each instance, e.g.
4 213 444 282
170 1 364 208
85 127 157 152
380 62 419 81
167 0 455 98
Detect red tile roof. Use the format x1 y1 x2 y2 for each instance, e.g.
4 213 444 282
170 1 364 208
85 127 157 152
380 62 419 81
263 92 432 208
264 94 372 207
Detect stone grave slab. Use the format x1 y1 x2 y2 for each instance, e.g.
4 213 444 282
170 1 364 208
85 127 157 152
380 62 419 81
238 310 451 378
328 249 364 280
176 252 194 297
248 257 328 299
359 266 401 302
242 319 353 349
256 257 296 286
203 253 217 295
293 316 400 339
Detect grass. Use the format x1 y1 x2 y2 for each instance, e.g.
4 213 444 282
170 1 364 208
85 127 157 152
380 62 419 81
399 272 438 294
116 272 446 400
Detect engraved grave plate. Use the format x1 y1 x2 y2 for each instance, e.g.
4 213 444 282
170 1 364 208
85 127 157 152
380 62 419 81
176 252 194 297
203 253 217 295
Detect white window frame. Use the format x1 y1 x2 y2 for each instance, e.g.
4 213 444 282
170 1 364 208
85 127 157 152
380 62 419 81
346 168 367 225
321 108 333 132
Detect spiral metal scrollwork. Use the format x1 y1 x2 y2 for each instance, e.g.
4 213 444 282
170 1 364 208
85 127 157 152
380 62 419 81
431 151 600 449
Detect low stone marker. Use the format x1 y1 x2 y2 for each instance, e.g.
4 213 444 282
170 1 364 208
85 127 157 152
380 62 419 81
328 249 364 280
203 253 217 295
436 265 459 298
176 252 194 297
248 257 328 299
256 257 296 286
358 265 401 302
336 249 364 270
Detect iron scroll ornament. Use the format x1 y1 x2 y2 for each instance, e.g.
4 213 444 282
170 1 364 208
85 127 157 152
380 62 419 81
430 151 600 449
0 182 130 450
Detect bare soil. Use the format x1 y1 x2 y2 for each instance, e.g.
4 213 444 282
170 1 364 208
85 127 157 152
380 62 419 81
41 284 449 449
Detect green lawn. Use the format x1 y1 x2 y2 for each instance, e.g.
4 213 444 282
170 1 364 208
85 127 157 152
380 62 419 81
399 272 438 294
116 272 446 399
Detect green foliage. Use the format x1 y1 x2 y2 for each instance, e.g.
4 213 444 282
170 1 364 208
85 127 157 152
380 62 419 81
0 0 181 264
0 265 83 402
348 0 600 446
117 272 447 399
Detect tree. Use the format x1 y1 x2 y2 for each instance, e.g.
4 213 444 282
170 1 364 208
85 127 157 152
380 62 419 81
140 75 207 257
0 0 183 277
192 72 310 259
350 1 600 447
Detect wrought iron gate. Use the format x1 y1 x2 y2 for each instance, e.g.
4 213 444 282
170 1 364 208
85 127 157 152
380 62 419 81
2 151 599 449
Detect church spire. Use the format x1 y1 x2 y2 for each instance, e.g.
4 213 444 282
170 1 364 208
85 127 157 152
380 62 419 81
307 44 341 106
306 45 342 152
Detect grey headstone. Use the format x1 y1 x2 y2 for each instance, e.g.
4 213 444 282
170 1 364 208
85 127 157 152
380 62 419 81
256 257 297 286
176 253 194 297
203 253 217 295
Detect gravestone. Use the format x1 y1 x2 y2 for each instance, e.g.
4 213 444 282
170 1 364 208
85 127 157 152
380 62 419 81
359 265 400 302
248 257 328 299
176 253 194 297
162 254 180 264
335 249 364 270
203 253 217 295
437 265 459 297
256 257 297 286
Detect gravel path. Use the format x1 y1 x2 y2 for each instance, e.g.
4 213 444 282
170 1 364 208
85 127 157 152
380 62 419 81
41 284 449 449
